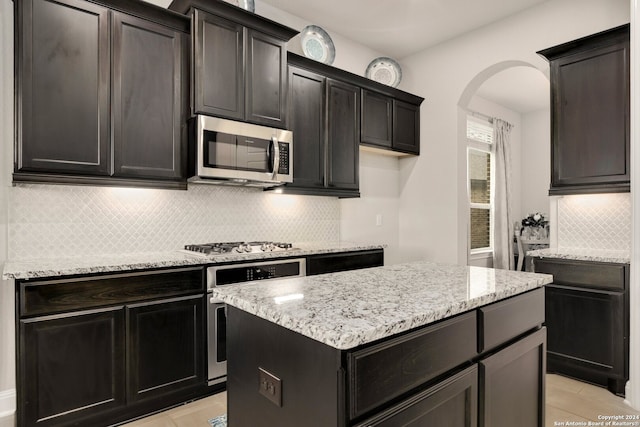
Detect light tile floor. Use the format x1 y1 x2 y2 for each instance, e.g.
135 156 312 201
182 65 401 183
122 374 640 426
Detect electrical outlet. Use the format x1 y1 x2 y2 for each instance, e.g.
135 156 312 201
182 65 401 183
258 367 282 407
376 214 383 226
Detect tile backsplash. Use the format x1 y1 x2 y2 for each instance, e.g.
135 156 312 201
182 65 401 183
556 193 631 251
7 184 340 260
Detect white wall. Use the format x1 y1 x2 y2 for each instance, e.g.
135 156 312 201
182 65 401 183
0 0 15 423
521 109 551 218
398 0 629 266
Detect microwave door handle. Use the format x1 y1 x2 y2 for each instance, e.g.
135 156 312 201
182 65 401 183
271 136 280 178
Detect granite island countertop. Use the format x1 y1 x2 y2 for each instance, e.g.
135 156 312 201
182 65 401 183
2 242 385 280
527 247 630 264
212 260 553 350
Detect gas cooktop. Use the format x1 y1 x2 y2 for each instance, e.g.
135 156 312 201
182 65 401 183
183 241 295 256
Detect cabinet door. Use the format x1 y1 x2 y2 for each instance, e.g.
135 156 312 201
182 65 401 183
127 295 205 403
545 284 626 390
551 33 629 191
327 79 360 190
355 365 478 427
193 9 244 120
19 308 126 427
361 90 392 148
17 0 110 175
393 99 420 154
112 12 186 180
288 66 326 189
246 29 288 128
479 328 546 427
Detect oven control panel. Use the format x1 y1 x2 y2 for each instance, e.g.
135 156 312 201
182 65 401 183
209 258 306 288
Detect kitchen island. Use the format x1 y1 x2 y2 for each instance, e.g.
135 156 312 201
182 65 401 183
212 261 553 427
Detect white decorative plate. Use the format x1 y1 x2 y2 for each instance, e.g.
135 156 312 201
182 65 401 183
239 0 255 12
224 0 255 12
300 25 336 65
365 57 402 87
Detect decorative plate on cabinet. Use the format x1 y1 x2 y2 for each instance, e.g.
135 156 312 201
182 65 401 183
365 57 402 87
300 25 336 65
239 0 255 12
223 0 255 12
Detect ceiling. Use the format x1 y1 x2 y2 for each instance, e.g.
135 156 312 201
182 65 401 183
147 0 551 113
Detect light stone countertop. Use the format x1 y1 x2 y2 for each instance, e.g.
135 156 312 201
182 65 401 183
2 242 385 280
527 247 630 264
212 261 553 350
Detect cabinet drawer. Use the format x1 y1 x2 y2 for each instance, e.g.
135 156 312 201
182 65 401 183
354 365 478 427
306 249 383 276
534 258 627 290
19 267 204 317
347 311 477 419
478 288 544 353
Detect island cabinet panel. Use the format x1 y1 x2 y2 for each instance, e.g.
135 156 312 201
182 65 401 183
479 327 546 427
16 267 208 427
224 288 545 427
347 311 477 420
226 306 343 427
478 287 544 352
538 24 630 195
533 257 629 394
354 365 478 427
19 308 126 427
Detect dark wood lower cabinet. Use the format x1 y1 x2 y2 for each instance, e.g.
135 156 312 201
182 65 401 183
479 327 546 427
20 308 126 427
127 296 205 403
533 258 629 395
16 267 208 427
545 285 626 393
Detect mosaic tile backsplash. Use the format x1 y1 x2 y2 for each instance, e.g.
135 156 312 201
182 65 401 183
8 184 340 260
556 193 631 251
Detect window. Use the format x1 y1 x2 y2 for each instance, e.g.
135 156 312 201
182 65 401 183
467 115 494 253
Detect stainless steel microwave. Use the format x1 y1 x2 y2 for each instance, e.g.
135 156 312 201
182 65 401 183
189 116 293 187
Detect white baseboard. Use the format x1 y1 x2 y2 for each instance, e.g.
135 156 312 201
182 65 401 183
0 388 15 418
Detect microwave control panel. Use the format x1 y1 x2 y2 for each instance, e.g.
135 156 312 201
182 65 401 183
278 142 290 174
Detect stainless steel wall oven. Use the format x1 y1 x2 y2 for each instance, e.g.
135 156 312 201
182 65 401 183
206 258 306 385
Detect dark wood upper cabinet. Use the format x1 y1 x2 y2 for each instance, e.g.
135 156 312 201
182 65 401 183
285 58 360 197
327 78 360 191
393 99 420 154
177 0 297 128
112 12 187 180
361 90 393 148
538 24 630 195
193 9 245 121
288 66 326 189
245 28 288 126
360 90 421 155
15 0 190 189
16 0 111 176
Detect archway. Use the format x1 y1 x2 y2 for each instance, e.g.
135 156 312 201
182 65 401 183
456 61 550 267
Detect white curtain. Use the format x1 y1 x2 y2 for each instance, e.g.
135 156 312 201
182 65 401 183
492 119 514 270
